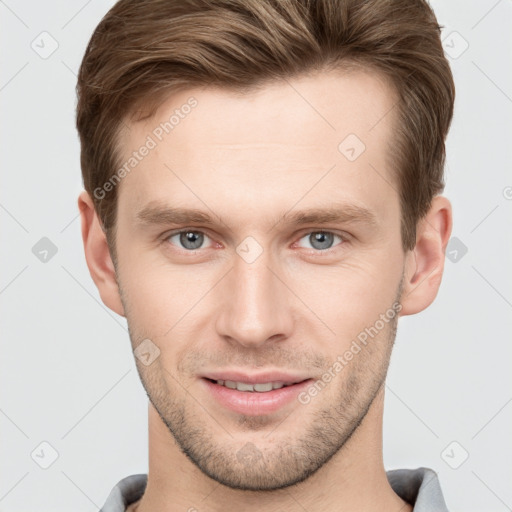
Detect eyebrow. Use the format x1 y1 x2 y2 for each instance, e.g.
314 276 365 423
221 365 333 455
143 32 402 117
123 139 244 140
135 201 378 230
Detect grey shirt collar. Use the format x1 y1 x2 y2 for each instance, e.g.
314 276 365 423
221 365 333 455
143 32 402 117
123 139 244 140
100 467 448 511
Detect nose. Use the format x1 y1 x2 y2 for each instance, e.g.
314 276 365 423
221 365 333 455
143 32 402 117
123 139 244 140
214 244 294 349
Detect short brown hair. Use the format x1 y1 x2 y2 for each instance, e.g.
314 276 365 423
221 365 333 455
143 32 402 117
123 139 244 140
76 0 454 259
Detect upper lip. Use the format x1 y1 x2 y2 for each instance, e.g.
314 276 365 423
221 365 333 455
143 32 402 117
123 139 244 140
202 370 312 385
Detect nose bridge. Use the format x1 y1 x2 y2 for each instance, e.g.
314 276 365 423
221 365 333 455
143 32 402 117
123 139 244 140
215 239 292 347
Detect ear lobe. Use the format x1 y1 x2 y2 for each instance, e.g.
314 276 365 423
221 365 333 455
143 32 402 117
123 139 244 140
78 190 125 317
400 195 453 316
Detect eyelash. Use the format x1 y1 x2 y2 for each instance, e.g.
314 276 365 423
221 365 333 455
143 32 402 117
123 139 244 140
161 228 349 255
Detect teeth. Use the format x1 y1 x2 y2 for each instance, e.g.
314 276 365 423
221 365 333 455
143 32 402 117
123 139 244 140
216 380 289 392
237 382 255 392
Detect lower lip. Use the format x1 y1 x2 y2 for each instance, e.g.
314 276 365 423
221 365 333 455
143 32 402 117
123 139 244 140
201 378 313 416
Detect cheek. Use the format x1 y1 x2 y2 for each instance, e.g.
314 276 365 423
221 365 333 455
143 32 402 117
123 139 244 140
120 256 218 341
286 256 401 340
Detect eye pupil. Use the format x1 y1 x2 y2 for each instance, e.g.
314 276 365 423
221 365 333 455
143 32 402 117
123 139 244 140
309 231 334 250
180 231 203 250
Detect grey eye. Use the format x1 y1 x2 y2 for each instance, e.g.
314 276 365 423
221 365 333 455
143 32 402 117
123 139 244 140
169 231 206 250
298 231 342 251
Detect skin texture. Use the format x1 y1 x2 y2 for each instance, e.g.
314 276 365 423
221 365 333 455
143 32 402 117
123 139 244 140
79 67 452 512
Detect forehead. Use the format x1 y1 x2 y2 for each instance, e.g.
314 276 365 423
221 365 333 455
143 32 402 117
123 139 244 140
130 66 396 145
115 67 399 222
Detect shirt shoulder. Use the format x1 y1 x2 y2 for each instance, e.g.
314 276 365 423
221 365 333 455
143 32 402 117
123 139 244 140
386 467 449 511
100 474 148 512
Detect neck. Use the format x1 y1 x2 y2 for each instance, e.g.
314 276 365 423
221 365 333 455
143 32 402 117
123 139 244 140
133 386 411 512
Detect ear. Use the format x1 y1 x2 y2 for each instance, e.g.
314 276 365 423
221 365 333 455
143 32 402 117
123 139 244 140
78 190 125 317
400 195 452 316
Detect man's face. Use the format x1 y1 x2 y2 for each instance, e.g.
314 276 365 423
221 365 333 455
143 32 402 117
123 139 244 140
113 68 406 490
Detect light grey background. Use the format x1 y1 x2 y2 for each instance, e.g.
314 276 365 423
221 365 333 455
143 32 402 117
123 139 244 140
1 1 511 510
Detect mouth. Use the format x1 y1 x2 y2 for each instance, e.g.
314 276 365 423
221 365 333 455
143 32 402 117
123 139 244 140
200 375 314 416
203 377 307 392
